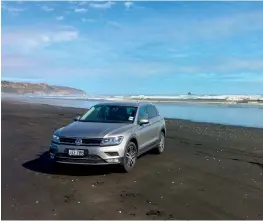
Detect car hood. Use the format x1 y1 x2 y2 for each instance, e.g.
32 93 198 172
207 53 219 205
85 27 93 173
57 121 134 138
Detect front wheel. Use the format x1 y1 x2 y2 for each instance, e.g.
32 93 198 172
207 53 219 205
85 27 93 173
120 142 138 173
155 132 165 154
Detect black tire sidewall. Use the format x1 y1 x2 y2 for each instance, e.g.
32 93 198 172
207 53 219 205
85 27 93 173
156 132 165 154
122 142 137 172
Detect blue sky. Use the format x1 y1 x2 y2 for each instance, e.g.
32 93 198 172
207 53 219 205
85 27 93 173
2 1 263 95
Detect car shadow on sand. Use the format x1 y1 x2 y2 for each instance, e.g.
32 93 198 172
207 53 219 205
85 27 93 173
22 151 124 176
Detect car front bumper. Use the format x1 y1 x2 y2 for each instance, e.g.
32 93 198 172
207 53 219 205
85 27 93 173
49 142 124 165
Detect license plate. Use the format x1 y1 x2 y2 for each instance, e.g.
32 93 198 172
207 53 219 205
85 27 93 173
68 149 84 156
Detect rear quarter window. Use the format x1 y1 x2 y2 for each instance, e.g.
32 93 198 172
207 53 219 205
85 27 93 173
147 105 159 118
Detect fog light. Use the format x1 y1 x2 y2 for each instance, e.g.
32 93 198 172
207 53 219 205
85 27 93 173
50 153 55 159
106 158 120 163
105 152 119 157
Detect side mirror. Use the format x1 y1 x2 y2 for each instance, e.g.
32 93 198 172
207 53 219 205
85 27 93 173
139 118 149 125
74 116 81 121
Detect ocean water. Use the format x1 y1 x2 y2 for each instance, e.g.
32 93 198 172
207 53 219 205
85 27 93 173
2 94 263 128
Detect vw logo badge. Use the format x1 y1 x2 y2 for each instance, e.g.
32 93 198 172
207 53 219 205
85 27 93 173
75 138 82 145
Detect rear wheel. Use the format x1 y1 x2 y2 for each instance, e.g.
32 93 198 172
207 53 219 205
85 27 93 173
121 142 138 173
155 132 165 154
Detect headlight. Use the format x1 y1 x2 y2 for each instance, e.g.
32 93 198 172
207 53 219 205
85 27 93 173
52 134 60 143
101 136 123 146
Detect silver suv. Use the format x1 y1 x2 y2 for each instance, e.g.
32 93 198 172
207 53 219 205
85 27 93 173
49 102 166 172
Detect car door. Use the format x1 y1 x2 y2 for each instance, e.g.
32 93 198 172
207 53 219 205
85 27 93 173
135 106 152 152
146 105 161 144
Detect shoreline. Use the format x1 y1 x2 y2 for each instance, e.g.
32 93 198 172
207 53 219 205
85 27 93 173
2 93 263 106
106 98 263 105
2 98 263 129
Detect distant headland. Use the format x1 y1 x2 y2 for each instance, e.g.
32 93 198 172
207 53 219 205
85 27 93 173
1 81 86 96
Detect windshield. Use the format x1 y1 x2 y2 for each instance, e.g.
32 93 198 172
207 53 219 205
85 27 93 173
79 104 138 123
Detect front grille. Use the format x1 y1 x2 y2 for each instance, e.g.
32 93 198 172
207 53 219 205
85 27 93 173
59 137 75 143
55 156 106 164
59 137 103 146
83 138 103 145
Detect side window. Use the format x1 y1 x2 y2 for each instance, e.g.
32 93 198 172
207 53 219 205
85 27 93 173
153 105 159 116
147 105 158 119
127 107 137 118
138 106 148 122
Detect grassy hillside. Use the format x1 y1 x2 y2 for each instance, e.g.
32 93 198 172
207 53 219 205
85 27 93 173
1 81 86 95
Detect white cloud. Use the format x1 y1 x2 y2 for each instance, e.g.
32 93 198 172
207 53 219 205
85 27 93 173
2 26 79 53
51 31 78 42
2 4 26 15
78 1 87 6
68 1 78 4
124 2 133 9
89 1 115 9
74 8 88 13
172 10 263 41
107 21 121 28
41 6 54 12
56 16 64 21
82 18 96 22
115 10 263 45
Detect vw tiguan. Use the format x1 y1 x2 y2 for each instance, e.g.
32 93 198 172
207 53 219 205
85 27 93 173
49 102 166 172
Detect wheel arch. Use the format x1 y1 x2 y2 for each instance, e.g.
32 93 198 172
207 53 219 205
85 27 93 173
128 136 138 150
161 127 166 136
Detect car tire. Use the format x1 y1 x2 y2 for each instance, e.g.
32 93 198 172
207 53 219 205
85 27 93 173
155 132 165 154
120 142 138 173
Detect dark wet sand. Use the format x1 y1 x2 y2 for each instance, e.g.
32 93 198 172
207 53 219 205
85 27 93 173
1 100 263 219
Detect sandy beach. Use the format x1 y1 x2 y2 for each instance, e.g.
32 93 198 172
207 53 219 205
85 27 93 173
1 100 263 219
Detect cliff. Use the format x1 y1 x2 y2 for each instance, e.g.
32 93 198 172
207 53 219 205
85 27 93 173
1 81 86 95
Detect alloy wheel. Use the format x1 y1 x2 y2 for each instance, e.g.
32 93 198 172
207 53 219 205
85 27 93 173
123 142 137 172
